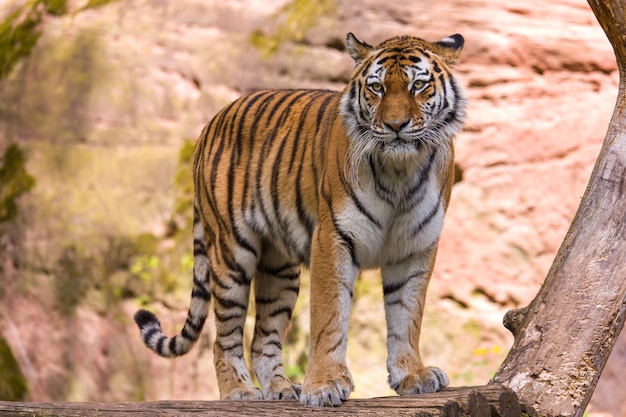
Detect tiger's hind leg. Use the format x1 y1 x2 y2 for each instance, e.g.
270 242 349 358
210 234 263 401
251 243 301 400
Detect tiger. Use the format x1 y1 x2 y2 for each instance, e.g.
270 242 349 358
134 32 466 407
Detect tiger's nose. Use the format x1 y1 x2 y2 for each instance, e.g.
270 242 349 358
384 119 410 132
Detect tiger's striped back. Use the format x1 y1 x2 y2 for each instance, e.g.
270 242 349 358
135 32 466 406
194 89 341 265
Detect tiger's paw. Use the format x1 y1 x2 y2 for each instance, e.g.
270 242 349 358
300 369 353 407
393 366 449 396
263 381 301 400
222 387 264 401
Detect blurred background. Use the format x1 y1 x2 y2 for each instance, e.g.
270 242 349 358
0 0 623 415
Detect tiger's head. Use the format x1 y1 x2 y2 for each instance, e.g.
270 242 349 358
340 33 466 163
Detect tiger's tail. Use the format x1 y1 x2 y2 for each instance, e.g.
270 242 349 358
134 201 211 357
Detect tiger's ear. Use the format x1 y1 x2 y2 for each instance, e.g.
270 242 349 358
432 34 464 64
346 33 373 65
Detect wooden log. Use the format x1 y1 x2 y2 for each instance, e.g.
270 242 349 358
491 1 626 416
0 385 527 417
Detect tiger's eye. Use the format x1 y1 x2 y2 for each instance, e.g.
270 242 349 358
368 82 384 94
412 80 426 92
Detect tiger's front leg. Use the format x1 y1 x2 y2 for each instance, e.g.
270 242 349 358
381 250 449 396
300 220 358 407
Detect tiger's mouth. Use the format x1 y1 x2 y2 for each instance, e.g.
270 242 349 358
379 137 421 153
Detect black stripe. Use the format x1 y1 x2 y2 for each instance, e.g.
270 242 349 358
213 292 248 310
376 56 394 65
399 148 437 212
284 284 300 294
192 286 211 301
232 225 258 257
215 309 244 322
295 166 315 239
217 325 243 338
207 134 231 233
252 93 297 236
266 91 299 127
269 128 306 259
383 269 427 298
368 155 394 205
411 186 446 238
315 94 337 132
338 156 382 229
211 269 231 290
242 91 281 213
321 189 358 267
156 335 167 353
256 296 278 305
181 327 197 341
217 237 251 286
246 91 283 150
169 336 180 355
258 263 298 276
324 336 344 355
142 327 160 344
383 277 412 297
311 94 337 190
287 91 327 174
228 270 251 286
255 326 279 337
444 79 462 125
265 91 311 147
217 340 243 353
226 139 258 258
438 74 449 113
185 315 206 333
234 91 273 163
266 340 283 350
348 82 356 103
213 99 242 142
269 306 293 318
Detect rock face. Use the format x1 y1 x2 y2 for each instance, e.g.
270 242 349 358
0 0 624 415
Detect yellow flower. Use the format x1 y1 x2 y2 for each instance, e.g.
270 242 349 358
473 347 488 356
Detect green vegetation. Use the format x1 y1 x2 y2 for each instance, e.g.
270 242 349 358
250 0 336 57
43 139 197 315
0 144 35 225
0 335 28 400
0 0 119 80
0 139 193 320
172 139 195 225
2 28 105 143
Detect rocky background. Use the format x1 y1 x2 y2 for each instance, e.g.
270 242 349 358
0 0 624 415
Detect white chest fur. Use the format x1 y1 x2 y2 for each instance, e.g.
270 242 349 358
335 150 448 269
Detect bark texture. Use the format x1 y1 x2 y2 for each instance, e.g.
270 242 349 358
0 385 526 417
491 1 626 416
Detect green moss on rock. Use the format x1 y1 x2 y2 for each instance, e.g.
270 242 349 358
0 335 28 401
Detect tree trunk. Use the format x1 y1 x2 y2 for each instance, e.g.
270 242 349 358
491 1 626 416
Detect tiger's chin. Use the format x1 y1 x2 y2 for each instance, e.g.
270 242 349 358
378 138 426 160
